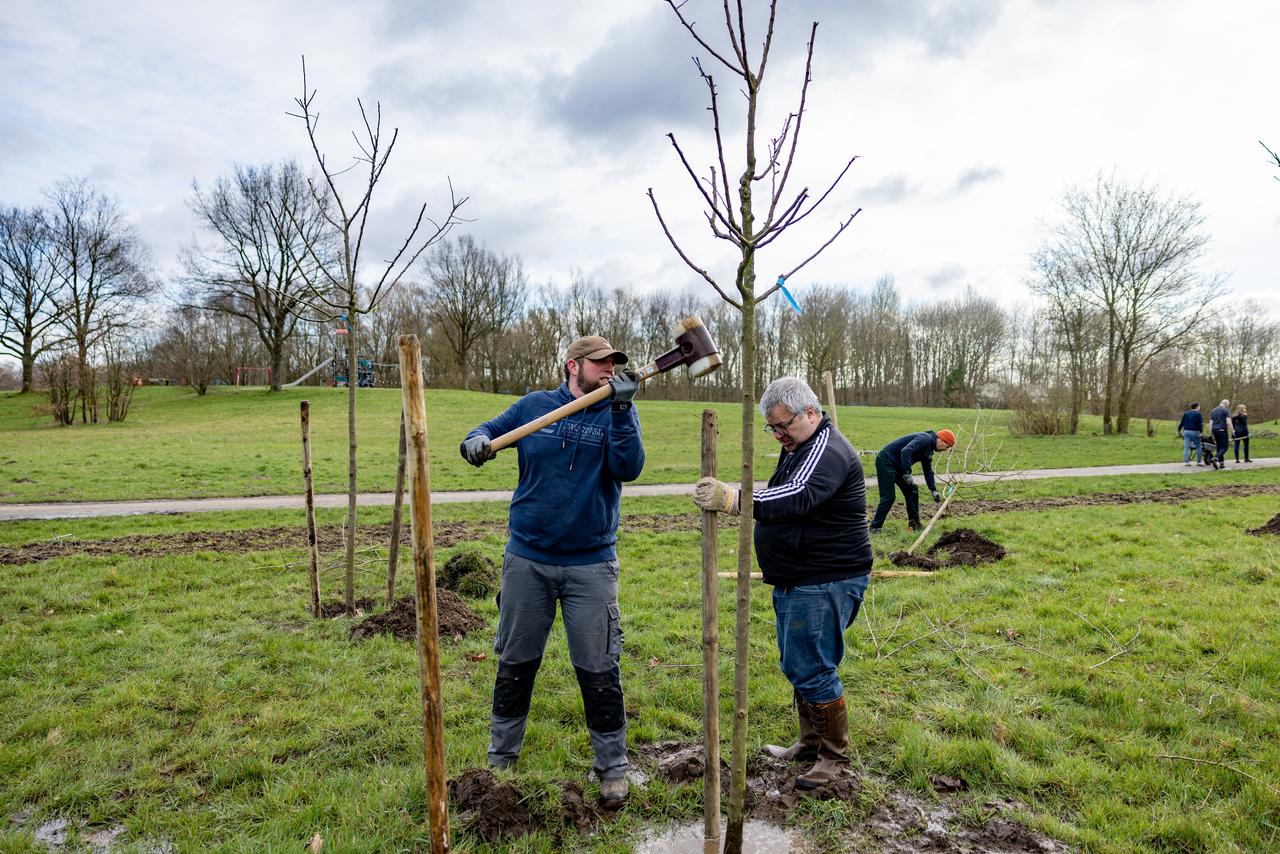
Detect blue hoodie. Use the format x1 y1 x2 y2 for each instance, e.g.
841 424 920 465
467 383 645 565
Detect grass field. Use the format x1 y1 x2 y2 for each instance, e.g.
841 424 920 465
2 471 1279 851
3 386 1276 504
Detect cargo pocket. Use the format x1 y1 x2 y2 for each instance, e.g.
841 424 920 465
606 602 623 661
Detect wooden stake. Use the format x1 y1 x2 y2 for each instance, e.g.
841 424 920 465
907 483 958 555
699 410 721 851
397 335 450 854
299 401 321 619
823 370 838 430
387 409 407 607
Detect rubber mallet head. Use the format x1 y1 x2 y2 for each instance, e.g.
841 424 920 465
638 315 722 381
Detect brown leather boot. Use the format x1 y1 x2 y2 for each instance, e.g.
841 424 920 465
795 695 850 790
763 692 819 761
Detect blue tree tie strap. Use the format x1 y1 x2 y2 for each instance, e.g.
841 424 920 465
777 276 802 314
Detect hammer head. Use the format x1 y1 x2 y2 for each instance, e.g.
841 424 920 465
652 315 722 378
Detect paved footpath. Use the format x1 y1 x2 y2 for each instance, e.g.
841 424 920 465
2 457 1276 522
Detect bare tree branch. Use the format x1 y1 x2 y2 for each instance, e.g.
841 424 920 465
647 188 742 309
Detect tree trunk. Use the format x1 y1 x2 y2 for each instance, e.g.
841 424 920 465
270 339 284 392
387 410 407 608
345 299 358 617
700 409 721 851
21 353 34 394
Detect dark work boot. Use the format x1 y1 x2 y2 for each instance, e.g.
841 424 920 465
796 696 850 790
764 692 820 762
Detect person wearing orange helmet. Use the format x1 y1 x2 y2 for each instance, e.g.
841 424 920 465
868 429 955 533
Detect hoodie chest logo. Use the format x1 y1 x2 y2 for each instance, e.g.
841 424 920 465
538 420 607 446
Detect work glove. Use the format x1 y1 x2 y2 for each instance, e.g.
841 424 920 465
931 489 942 503
902 472 916 488
693 476 740 516
608 370 641 410
459 435 495 467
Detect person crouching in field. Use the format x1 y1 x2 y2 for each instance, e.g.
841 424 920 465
691 376 872 789
868 428 955 533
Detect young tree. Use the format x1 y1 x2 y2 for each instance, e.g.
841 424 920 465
45 178 152 423
153 305 226 394
649 4 860 849
288 58 468 616
0 206 63 392
1037 174 1222 434
424 235 527 389
184 161 332 391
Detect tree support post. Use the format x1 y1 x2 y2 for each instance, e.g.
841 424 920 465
823 370 838 429
700 409 721 851
387 409 407 607
397 334 450 854
299 400 321 619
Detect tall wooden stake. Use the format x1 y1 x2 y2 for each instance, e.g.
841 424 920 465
823 370 839 430
700 409 721 852
397 335 450 854
387 409 407 607
299 400 321 619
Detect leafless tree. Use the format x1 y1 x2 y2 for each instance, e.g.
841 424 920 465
649 3 861 848
153 305 226 394
424 235 527 389
288 57 468 616
184 161 332 391
1029 249 1107 432
0 206 63 392
1263 141 1280 181
45 178 152 423
1036 174 1223 434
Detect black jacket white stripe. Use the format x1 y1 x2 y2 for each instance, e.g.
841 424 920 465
752 417 874 586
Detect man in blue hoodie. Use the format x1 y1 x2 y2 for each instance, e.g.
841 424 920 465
459 335 644 810
868 429 955 532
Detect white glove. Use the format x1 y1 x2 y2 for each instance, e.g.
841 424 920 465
693 477 740 516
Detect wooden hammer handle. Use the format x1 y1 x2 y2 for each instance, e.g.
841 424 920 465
489 384 613 452
487 360 662 453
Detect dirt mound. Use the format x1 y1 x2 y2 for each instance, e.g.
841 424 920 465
449 768 538 843
1247 513 1280 536
437 550 498 598
319 597 378 618
349 591 484 641
890 528 1006 569
868 791 1068 853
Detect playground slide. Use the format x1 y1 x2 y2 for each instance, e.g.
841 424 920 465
284 357 334 388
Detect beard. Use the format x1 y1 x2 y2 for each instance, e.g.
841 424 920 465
575 372 607 395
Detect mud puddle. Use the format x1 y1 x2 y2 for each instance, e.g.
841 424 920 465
349 591 484 642
890 528 1006 570
636 818 819 853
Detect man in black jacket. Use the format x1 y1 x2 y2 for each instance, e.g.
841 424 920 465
868 429 955 532
691 376 872 789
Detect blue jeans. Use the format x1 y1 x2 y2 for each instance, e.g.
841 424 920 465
772 574 869 705
1182 431 1202 463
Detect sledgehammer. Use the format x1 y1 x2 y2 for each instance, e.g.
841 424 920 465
487 315 722 453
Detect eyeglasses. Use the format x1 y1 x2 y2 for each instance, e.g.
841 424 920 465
763 411 802 436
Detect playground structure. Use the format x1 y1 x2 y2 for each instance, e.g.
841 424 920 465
285 326 400 388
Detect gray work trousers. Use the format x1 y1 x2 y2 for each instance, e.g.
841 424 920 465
489 550 628 780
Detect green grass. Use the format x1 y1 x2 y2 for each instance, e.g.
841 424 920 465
3 478 1279 851
3 386 1276 503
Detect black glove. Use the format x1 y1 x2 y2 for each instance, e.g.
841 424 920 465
608 370 641 410
459 435 494 467
931 490 942 502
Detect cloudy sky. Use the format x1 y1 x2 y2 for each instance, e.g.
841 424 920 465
3 0 1278 316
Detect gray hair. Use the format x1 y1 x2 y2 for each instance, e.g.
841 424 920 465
760 376 820 418
1220 399 1230 407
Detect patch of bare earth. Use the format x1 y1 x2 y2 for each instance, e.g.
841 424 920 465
890 528 1007 570
1246 512 1280 536
349 591 484 642
447 768 603 843
634 741 1068 853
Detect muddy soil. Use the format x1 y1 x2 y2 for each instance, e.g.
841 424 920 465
349 591 484 642
318 597 378 618
1247 512 1280 536
3 482 1275 568
890 528 1007 570
436 550 499 598
447 768 603 843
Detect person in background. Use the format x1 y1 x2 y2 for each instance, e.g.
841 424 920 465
868 429 956 532
1208 399 1233 468
1232 403 1251 463
1177 402 1204 466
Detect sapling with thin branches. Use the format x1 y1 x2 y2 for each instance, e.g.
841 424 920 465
287 57 468 616
649 3 860 850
